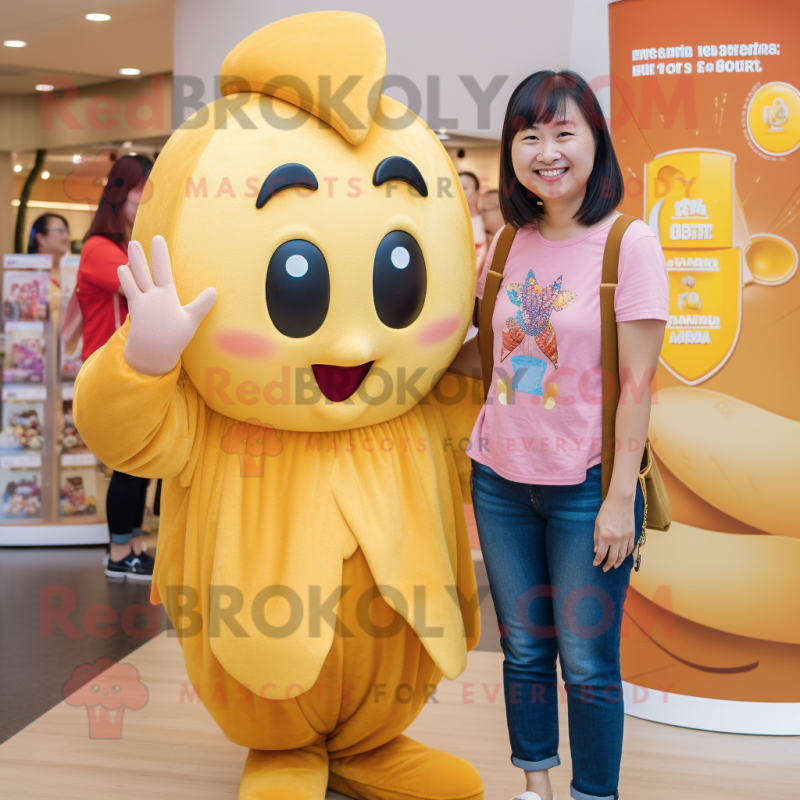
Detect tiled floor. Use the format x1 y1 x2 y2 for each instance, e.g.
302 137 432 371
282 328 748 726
0 526 500 745
2 631 798 800
0 542 170 743
2 523 798 799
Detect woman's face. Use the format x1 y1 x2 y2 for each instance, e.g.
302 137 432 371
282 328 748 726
510 96 596 208
124 182 145 227
37 217 70 259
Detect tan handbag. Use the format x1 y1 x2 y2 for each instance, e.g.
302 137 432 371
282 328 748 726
478 217 671 569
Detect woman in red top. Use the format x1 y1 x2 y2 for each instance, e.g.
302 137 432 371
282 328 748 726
78 154 155 579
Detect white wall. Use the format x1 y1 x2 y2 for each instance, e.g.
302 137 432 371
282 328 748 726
570 0 614 116
173 0 616 138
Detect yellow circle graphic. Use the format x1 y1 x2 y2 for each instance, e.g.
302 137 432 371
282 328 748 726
747 82 800 156
745 233 798 285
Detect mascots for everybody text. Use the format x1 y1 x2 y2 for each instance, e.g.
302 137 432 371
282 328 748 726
74 11 485 800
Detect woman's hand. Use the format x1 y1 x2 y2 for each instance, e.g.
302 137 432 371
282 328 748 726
118 235 216 376
593 489 636 571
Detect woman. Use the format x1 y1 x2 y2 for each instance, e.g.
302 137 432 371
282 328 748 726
28 213 70 327
457 71 668 800
78 154 155 580
28 213 70 260
480 189 504 246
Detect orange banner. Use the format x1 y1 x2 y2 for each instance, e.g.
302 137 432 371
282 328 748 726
609 0 800 714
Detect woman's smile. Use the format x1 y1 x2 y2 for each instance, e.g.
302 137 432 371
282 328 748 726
534 166 569 182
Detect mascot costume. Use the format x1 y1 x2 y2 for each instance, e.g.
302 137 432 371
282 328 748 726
75 11 485 800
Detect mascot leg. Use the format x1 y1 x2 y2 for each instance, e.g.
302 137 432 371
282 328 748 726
328 733 483 800
239 741 329 800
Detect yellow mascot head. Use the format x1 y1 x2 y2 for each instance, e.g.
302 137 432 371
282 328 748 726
132 11 475 432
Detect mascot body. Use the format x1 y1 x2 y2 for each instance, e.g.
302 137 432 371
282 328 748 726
75 12 484 800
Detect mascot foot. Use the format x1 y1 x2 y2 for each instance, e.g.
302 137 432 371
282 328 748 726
328 734 483 800
239 742 329 800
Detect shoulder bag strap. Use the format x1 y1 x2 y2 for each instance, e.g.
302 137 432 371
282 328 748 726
600 214 637 499
478 224 517 398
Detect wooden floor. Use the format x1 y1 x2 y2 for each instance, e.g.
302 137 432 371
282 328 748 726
0 632 797 799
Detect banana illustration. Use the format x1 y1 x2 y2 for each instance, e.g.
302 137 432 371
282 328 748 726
649 387 799 538
631 521 800 644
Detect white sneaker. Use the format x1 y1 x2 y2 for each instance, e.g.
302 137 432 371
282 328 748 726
512 794 555 800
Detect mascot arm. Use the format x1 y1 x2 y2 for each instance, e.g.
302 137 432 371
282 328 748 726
431 372 484 504
74 318 202 479
424 376 483 653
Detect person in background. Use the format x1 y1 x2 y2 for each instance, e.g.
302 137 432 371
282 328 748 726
28 213 70 325
460 172 488 341
459 170 486 259
77 153 155 580
480 188 504 244
28 213 71 262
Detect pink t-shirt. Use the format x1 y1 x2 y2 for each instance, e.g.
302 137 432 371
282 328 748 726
469 215 669 485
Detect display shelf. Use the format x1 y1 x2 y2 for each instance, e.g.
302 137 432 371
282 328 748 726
0 253 109 546
0 522 108 546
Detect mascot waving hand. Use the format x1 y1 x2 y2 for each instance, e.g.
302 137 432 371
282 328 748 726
75 10 484 800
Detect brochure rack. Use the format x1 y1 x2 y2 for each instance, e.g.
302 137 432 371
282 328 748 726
0 253 109 545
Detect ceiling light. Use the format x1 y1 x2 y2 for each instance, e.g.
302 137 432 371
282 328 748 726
13 165 22 173
73 154 82 163
122 141 132 148
35 84 54 92
436 133 450 140
3 40 27 48
86 13 111 21
119 68 141 76
129 152 137 156
41 171 50 180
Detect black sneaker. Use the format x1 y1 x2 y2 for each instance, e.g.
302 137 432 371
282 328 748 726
135 548 154 565
104 552 154 581
102 547 153 566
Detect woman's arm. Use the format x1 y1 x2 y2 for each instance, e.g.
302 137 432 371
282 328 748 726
81 240 127 294
593 318 666 571
446 333 481 378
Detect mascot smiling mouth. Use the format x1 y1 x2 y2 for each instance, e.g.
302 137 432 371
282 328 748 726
312 362 374 402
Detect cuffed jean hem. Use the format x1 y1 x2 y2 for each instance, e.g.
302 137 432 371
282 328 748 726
511 754 561 771
109 528 142 545
570 781 617 800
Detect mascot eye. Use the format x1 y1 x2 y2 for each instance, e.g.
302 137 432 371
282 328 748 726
266 240 330 338
90 684 100 693
111 684 121 694
373 231 426 328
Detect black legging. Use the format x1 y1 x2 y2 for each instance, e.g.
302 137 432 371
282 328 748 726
107 471 149 544
153 478 162 516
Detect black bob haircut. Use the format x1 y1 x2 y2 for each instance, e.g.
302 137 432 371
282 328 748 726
499 70 623 229
458 171 480 192
28 213 69 254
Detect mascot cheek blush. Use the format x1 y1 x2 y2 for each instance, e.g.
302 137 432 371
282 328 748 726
74 11 485 800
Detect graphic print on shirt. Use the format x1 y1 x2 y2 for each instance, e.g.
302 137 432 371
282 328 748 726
500 270 577 369
510 355 547 396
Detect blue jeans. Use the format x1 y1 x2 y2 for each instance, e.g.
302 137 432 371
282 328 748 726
471 460 644 800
